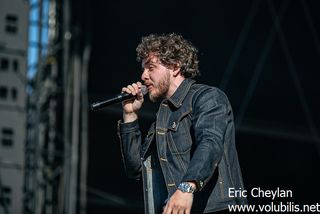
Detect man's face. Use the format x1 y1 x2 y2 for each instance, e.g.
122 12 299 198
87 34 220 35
141 54 171 102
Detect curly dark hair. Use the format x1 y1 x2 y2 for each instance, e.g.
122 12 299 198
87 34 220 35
136 33 200 78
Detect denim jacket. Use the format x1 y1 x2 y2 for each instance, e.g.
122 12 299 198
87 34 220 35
118 78 247 213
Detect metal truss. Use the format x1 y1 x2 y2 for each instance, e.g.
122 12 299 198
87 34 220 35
218 0 320 153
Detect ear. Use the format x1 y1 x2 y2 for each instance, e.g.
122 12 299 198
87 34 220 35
172 63 181 77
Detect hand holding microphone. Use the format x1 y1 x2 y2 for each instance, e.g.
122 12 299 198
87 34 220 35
90 82 147 122
121 82 146 122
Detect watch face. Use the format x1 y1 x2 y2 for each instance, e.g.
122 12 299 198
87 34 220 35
178 182 195 193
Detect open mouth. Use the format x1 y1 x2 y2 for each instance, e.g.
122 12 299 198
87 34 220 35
145 84 153 91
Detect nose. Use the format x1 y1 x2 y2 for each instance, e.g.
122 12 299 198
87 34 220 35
141 69 149 81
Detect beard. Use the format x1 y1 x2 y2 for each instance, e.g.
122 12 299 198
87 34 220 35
149 72 170 102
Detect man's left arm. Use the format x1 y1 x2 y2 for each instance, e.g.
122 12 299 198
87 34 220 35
163 87 230 213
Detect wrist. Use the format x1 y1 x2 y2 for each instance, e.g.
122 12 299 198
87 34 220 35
178 182 197 193
123 112 138 123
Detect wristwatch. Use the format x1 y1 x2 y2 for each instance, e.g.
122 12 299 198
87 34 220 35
178 182 196 193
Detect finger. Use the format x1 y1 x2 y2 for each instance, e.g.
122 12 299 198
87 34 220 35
163 204 170 214
162 205 167 214
121 87 131 94
162 203 167 214
135 82 145 99
127 85 136 96
179 209 186 214
132 83 139 94
185 208 190 214
137 81 142 88
165 207 172 214
172 208 179 214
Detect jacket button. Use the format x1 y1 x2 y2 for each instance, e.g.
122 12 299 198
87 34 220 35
172 122 176 129
160 157 167 161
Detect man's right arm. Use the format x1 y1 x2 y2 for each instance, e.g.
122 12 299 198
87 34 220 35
121 82 144 122
118 82 145 179
118 119 142 179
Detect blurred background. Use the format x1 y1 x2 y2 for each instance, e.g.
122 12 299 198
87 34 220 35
0 0 319 213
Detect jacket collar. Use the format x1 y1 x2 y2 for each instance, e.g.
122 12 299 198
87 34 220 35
166 78 195 108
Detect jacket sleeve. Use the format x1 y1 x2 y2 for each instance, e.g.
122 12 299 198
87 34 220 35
117 119 142 179
181 87 232 190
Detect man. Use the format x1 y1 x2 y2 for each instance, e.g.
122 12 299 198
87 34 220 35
118 33 246 214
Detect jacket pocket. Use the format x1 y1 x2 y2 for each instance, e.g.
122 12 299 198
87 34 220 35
167 110 192 155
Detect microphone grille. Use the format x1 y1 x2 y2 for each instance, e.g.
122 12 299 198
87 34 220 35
140 85 148 95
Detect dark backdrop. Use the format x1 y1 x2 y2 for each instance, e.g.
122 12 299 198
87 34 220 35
83 0 320 213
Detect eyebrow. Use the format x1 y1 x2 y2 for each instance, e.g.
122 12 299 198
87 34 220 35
144 58 151 65
142 59 157 68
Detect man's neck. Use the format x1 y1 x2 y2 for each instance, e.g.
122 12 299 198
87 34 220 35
166 76 185 98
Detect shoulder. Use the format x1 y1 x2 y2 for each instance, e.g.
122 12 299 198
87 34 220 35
189 83 230 106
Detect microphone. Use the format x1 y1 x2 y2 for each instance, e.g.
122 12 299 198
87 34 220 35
90 85 148 111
